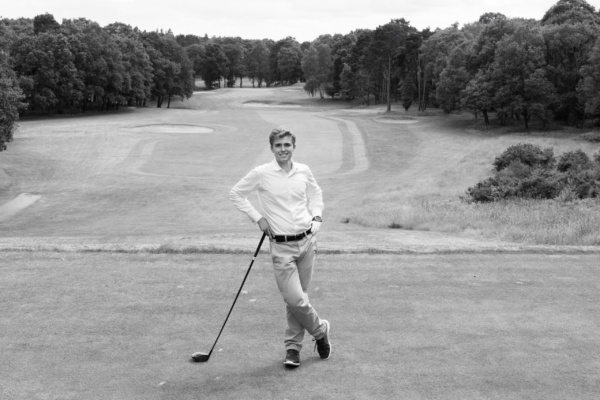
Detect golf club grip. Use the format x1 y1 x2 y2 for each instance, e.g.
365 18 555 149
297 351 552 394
207 232 266 355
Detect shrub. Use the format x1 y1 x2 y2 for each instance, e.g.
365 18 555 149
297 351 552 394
467 145 600 202
493 143 555 172
465 176 518 202
557 150 592 172
561 167 600 199
515 169 562 199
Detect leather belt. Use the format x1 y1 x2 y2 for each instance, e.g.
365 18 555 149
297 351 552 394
273 228 312 243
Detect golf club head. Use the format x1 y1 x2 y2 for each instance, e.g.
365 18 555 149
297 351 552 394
191 352 210 362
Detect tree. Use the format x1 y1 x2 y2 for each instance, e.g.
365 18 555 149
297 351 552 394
246 40 271 87
541 18 599 124
479 12 507 24
435 43 472 113
578 36 600 119
142 31 194 107
541 0 599 25
32 13 60 35
401 74 414 111
61 18 125 112
490 24 557 130
220 37 245 87
277 46 302 85
0 52 26 151
368 20 411 112
419 23 472 110
301 43 332 98
461 70 494 128
269 37 301 85
105 23 153 107
198 43 229 90
10 30 82 112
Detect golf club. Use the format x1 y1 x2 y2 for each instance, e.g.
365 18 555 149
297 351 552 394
191 232 267 362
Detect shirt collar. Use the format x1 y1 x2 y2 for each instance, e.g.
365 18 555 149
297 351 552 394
271 159 296 172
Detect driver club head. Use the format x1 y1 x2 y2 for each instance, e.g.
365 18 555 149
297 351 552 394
191 352 210 362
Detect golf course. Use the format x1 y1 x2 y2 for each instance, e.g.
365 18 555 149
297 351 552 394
1 85 599 399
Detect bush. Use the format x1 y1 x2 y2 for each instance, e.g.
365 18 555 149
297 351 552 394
557 150 592 172
493 143 555 171
515 169 562 199
467 144 600 202
561 166 600 199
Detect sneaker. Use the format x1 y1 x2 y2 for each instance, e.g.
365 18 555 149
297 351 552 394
283 349 300 368
313 320 331 360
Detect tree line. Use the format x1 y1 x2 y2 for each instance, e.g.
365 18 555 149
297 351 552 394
1 0 600 153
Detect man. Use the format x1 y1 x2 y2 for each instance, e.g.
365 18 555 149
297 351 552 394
230 127 331 368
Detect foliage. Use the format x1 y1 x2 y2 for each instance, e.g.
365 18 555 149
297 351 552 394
3 1 600 127
556 149 593 172
0 52 26 151
468 143 600 202
301 43 332 98
578 36 600 118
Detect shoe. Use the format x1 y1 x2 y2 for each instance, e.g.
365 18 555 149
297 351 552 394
283 349 300 368
314 320 331 360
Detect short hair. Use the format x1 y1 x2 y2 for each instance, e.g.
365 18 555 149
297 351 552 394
269 127 296 147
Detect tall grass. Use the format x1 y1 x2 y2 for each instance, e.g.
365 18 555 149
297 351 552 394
351 194 600 246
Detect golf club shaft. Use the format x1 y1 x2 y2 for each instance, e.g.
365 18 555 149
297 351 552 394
206 232 267 356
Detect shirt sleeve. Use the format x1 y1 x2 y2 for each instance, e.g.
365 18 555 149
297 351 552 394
306 168 324 217
230 168 264 223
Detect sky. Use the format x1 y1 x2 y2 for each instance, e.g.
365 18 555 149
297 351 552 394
2 0 599 42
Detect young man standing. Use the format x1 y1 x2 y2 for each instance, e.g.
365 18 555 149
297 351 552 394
230 127 331 368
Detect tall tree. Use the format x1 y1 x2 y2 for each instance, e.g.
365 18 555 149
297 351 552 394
368 19 411 112
490 23 557 130
198 43 229 90
246 40 271 87
436 42 472 113
61 18 125 111
277 46 302 85
105 23 153 107
32 13 60 35
220 38 245 87
10 30 82 112
0 52 26 152
142 31 194 107
541 0 599 25
301 43 332 98
578 36 600 118
269 37 301 85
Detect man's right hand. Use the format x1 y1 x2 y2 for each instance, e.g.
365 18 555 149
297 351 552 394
257 217 274 238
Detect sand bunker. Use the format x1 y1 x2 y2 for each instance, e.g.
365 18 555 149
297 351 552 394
0 193 41 222
243 101 301 108
128 124 215 134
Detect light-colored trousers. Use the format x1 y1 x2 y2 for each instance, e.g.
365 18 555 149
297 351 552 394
270 234 326 351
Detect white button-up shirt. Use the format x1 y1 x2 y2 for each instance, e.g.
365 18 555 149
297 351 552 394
230 159 324 235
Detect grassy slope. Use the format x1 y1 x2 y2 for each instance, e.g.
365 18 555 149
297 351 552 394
2 252 599 400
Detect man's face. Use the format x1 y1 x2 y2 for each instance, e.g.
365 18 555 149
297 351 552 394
271 135 295 164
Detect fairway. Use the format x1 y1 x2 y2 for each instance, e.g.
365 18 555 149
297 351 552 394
1 85 599 399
